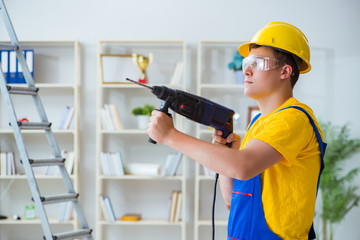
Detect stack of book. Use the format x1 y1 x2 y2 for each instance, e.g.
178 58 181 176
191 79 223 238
99 195 116 222
168 190 182 222
0 152 15 176
57 106 75 130
101 104 123 131
100 152 125 176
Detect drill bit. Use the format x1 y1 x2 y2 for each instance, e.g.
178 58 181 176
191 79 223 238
126 78 153 90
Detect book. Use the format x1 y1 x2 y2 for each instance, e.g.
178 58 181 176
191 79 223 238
108 104 123 130
62 106 75 129
9 51 16 83
121 213 141 221
102 105 115 130
0 51 8 81
57 106 75 129
0 152 16 176
100 152 125 176
103 196 116 222
174 191 182 222
164 152 182 176
169 62 184 86
167 190 182 222
99 195 109 221
100 152 111 176
100 108 109 130
65 151 75 175
112 152 125 176
168 191 178 222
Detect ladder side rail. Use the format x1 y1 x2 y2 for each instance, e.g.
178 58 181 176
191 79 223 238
0 0 36 89
0 68 53 240
0 0 20 47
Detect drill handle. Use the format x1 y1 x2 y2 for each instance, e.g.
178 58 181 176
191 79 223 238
148 100 172 144
220 118 233 148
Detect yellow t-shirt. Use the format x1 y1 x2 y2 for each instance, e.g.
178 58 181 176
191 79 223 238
240 97 323 240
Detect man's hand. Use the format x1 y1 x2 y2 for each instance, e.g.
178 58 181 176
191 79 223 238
148 110 176 144
212 130 241 150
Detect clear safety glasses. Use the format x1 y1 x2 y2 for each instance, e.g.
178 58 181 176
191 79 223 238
242 55 284 72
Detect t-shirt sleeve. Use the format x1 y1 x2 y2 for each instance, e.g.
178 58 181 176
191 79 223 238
253 110 312 166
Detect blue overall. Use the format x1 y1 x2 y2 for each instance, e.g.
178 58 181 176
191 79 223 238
227 106 326 240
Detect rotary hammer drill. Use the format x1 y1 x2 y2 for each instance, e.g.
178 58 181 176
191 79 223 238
126 78 235 144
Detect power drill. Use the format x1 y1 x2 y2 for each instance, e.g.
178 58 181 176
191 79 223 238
126 78 235 144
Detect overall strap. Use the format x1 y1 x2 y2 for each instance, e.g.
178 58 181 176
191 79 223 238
276 106 326 160
247 112 261 132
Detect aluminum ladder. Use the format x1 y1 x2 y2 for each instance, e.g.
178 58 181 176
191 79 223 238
0 1 93 239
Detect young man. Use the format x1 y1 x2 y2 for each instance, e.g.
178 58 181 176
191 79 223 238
148 22 326 240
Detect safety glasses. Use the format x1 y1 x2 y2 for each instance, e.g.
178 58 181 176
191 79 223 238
242 55 284 72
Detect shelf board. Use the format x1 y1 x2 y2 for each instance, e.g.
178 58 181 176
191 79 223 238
0 175 75 180
5 83 77 89
197 175 216 181
100 175 184 181
37 83 77 89
0 129 75 134
101 129 147 134
0 217 74 225
100 219 183 226
197 219 228 226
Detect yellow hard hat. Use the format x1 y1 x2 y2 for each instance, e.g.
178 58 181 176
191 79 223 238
239 22 311 74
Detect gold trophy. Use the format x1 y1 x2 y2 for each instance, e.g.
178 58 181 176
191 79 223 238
133 53 153 84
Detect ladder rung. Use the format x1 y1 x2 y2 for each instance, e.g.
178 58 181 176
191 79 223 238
27 158 65 167
13 121 51 130
36 193 79 205
0 44 18 50
7 85 39 95
50 229 93 240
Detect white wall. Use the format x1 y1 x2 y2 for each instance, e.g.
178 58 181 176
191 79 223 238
1 0 360 239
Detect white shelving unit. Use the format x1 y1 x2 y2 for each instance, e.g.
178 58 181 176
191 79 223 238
0 41 81 239
194 41 257 240
96 40 187 240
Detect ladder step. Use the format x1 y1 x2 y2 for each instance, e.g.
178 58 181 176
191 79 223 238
0 43 18 50
7 85 39 95
37 193 79 205
26 158 65 167
49 229 93 240
11 121 51 130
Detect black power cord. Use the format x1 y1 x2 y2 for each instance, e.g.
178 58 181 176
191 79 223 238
212 173 219 240
212 142 231 240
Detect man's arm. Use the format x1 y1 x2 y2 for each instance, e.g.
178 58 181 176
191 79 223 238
148 110 284 180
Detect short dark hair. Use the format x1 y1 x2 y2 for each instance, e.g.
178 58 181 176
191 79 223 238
250 44 302 88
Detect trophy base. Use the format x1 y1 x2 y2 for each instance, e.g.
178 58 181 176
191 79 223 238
139 78 148 84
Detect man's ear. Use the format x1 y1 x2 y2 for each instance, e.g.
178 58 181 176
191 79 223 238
280 65 292 80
